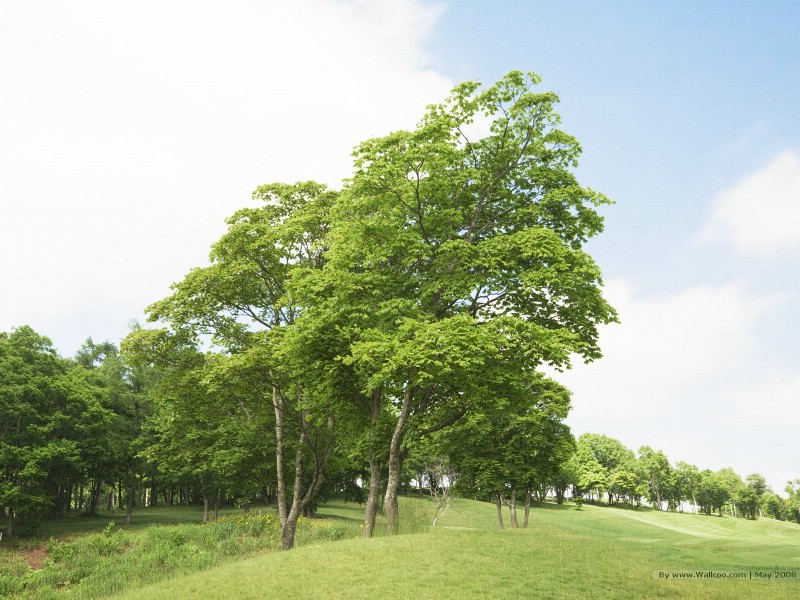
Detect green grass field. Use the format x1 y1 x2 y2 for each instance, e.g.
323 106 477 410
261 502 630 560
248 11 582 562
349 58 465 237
4 498 800 599
113 498 800 600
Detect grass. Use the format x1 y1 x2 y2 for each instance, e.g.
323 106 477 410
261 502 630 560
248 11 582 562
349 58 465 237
3 498 800 599
317 494 436 536
4 505 244 545
0 506 358 599
116 498 800 600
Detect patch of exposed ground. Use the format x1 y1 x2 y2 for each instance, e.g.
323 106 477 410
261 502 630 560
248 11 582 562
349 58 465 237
21 544 49 569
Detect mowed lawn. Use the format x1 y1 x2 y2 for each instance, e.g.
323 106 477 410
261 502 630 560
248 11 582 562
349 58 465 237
118 498 800 600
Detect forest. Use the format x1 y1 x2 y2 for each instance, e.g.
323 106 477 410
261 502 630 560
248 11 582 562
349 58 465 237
2 72 799 554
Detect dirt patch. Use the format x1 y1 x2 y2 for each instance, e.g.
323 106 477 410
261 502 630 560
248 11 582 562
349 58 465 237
21 545 49 569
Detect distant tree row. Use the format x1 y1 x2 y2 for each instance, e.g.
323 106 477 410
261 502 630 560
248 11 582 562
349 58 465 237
566 432 800 523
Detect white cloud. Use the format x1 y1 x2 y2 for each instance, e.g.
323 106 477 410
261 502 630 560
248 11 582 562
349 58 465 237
697 150 800 257
0 0 452 355
548 279 794 491
554 279 782 424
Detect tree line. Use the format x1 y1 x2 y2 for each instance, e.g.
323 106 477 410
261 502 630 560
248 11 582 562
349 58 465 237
565 433 800 523
3 326 800 546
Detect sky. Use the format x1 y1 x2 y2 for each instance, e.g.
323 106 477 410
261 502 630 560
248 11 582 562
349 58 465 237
2 1 799 495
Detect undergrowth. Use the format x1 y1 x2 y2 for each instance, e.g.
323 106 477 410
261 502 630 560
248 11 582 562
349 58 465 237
0 513 357 599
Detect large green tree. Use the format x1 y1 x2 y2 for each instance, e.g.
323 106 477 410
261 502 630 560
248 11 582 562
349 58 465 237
141 182 340 549
307 70 617 533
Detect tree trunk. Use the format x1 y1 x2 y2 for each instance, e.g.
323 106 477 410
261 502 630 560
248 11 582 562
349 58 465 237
6 509 14 539
495 493 505 529
125 473 135 525
362 389 382 538
90 479 103 514
524 488 532 528
384 386 413 535
280 509 299 551
509 486 518 528
363 453 381 538
202 495 209 523
280 411 335 550
272 381 288 528
282 446 305 550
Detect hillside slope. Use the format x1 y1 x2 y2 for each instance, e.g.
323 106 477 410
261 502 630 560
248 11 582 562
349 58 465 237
119 499 800 600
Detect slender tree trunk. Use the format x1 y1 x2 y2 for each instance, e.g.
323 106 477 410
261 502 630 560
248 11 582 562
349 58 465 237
6 509 14 539
363 453 381 538
125 471 135 525
362 389 382 538
202 495 209 523
524 488 532 528
91 479 103 514
509 486 519 528
495 493 505 529
282 446 305 550
384 386 413 535
272 381 287 528
280 410 335 551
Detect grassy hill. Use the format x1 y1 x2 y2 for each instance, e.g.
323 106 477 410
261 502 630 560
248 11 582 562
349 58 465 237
113 498 800 600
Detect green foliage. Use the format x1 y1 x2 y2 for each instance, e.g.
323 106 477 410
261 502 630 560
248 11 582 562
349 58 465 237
737 474 768 520
442 374 574 509
762 491 788 521
638 446 674 509
0 327 136 531
786 480 800 524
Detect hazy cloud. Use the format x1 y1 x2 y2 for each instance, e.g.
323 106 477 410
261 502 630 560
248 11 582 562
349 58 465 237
0 0 452 355
697 150 800 257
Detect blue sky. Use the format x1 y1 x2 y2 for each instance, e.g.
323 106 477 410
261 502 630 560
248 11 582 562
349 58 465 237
1 1 798 495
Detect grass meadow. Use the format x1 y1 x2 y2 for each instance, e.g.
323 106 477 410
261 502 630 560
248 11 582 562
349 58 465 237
2 497 800 599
